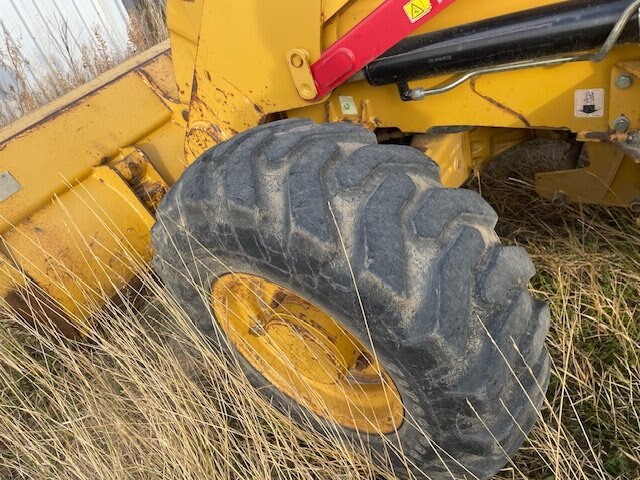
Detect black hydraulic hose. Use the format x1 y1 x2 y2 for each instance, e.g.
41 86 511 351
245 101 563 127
364 0 640 86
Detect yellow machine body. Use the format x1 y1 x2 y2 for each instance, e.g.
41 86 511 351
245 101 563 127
0 43 184 329
0 0 638 329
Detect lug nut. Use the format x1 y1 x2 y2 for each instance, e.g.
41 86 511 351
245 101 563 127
613 116 631 133
615 74 633 89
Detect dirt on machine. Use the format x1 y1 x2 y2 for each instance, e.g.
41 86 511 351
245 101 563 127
0 0 638 478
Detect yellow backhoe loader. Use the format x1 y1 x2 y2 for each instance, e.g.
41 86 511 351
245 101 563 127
1 0 639 478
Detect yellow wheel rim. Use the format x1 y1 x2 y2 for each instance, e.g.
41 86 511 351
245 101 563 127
211 273 404 434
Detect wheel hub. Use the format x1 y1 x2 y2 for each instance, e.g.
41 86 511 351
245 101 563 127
264 314 346 385
211 273 404 433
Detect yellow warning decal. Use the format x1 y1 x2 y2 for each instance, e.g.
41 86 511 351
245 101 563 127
403 0 432 23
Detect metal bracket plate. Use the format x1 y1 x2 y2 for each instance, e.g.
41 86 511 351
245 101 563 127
0 172 21 203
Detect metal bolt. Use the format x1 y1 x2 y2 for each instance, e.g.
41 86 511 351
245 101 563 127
613 116 631 133
552 191 567 207
290 53 304 68
631 198 640 213
299 83 314 99
615 74 633 89
248 315 267 336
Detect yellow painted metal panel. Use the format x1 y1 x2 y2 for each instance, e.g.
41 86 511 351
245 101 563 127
183 0 323 161
166 0 205 105
3 167 154 328
411 132 473 187
322 0 352 21
410 128 532 187
0 253 27 298
0 42 186 236
536 142 640 207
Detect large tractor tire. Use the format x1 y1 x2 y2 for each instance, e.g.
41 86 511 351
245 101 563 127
151 119 550 479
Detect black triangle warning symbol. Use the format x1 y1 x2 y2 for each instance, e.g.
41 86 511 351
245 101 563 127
411 3 425 19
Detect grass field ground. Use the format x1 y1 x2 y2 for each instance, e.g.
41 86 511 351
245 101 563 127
0 141 637 479
476 143 639 480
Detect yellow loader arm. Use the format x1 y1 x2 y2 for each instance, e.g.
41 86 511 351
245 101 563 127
0 43 187 333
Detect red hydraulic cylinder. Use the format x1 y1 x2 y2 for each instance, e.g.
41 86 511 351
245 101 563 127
310 0 458 99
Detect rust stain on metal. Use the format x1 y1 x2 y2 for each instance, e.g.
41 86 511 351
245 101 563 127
111 149 169 211
215 87 228 100
221 76 259 110
582 131 612 140
189 76 200 104
470 78 531 128
135 181 167 212
137 67 181 106
5 285 79 339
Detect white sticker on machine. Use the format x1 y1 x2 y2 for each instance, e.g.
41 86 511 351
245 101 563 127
339 96 358 116
574 88 605 118
0 171 21 202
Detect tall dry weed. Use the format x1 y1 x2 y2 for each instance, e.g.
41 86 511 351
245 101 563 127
0 229 391 479
0 1 168 129
475 140 640 480
0 138 637 479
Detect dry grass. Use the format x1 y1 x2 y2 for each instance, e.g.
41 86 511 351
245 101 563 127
0 3 638 477
0 279 391 479
0 1 167 128
476 141 640 480
0 138 637 479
